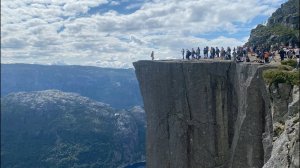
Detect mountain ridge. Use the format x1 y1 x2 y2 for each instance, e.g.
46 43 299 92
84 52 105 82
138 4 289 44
1 63 143 109
1 90 146 168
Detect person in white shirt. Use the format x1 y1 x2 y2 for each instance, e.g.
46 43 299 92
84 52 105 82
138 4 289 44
294 47 299 58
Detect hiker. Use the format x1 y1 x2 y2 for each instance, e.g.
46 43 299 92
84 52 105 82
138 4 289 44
186 49 191 60
287 49 294 59
226 47 231 60
237 47 244 61
196 47 201 59
269 50 276 62
182 49 185 59
216 47 220 57
243 47 248 58
233 47 237 61
279 48 285 61
264 51 270 63
191 48 196 59
220 47 225 59
296 55 299 69
203 47 208 59
151 51 154 60
245 55 250 62
294 47 299 59
210 47 216 59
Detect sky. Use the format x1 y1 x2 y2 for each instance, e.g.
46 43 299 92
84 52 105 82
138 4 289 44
1 0 287 68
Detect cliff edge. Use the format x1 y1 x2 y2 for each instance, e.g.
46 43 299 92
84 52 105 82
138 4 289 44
134 60 274 168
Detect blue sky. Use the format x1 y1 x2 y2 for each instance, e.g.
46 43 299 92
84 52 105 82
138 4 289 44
1 0 287 68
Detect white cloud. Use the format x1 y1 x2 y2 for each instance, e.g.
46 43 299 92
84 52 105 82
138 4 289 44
110 1 120 6
1 0 285 68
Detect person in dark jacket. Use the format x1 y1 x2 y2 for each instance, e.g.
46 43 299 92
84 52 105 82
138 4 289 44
196 47 201 59
186 49 191 60
216 47 220 57
191 48 196 59
279 48 285 61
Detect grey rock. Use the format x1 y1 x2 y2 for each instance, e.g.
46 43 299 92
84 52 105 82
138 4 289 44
263 114 299 168
269 83 293 123
288 86 300 117
133 60 273 168
246 0 299 47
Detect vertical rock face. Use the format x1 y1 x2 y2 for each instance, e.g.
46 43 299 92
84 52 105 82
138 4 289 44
133 60 273 168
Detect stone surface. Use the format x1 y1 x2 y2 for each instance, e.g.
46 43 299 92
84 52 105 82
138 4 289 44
269 83 293 123
263 113 299 168
133 60 273 168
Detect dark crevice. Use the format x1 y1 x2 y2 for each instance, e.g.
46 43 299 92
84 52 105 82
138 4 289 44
287 143 291 168
225 63 235 148
180 63 193 168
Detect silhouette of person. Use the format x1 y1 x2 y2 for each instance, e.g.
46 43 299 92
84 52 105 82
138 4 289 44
151 51 154 60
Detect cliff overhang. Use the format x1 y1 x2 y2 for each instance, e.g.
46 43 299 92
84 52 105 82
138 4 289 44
134 60 274 168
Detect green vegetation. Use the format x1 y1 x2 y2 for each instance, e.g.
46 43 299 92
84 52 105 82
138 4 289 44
270 24 299 37
281 59 298 68
263 64 299 85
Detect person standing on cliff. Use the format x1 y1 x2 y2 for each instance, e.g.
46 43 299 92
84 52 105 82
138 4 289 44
196 47 201 59
151 51 154 60
226 47 231 60
182 49 185 59
216 47 220 57
220 47 225 59
191 48 196 59
279 48 285 61
186 49 191 60
294 47 299 59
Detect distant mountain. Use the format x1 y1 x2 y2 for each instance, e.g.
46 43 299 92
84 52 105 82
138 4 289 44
246 0 299 47
1 64 142 109
1 90 145 168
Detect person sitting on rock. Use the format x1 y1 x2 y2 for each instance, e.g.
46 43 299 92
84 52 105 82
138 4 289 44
264 51 270 63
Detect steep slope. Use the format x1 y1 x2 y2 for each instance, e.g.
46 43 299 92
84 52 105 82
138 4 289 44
134 60 273 168
1 90 145 168
246 0 299 47
1 64 142 109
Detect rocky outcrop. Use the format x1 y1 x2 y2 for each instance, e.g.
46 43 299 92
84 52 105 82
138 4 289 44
263 85 299 168
269 83 294 123
263 113 299 168
246 0 299 47
134 60 273 168
267 0 300 29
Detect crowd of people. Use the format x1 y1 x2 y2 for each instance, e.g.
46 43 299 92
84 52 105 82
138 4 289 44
181 44 300 66
181 47 233 60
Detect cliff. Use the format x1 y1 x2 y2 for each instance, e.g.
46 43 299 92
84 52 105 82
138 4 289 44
134 60 274 168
